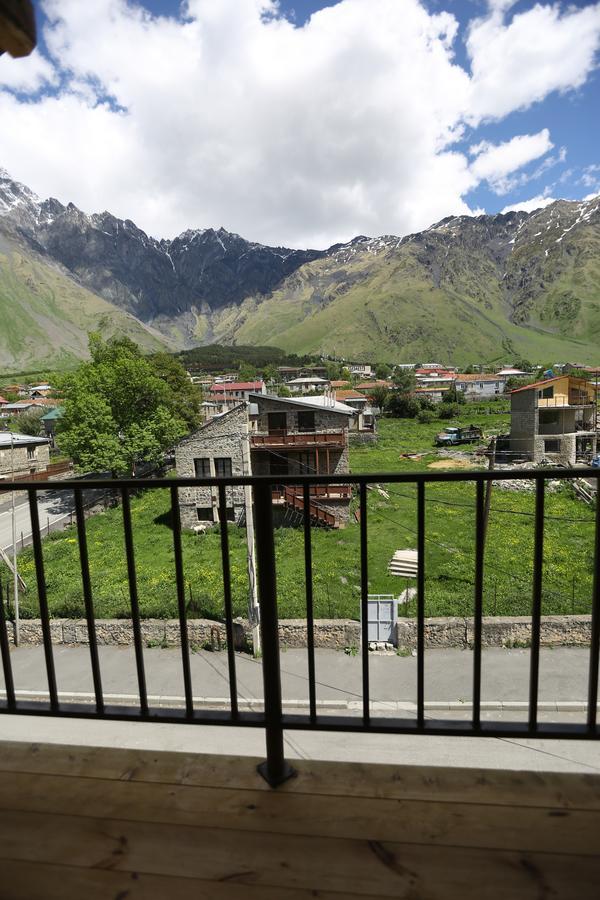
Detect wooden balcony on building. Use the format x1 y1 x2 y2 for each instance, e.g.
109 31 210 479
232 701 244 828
250 431 346 450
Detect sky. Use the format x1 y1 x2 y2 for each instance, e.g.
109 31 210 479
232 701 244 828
0 0 598 248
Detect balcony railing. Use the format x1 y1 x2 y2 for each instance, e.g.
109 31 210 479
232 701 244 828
251 431 346 449
0 469 599 789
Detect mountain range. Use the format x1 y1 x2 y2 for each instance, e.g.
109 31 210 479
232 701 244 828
1 168 599 370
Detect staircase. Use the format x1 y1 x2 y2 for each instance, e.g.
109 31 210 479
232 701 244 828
282 486 338 528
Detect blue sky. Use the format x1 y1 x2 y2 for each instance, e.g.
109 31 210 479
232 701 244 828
1 0 598 247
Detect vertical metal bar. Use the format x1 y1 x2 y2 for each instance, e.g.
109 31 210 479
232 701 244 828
529 477 545 732
74 487 104 713
587 475 600 732
473 479 485 730
417 481 425 729
0 580 16 710
121 488 148 716
170 485 194 719
217 483 239 720
28 489 58 711
303 482 317 722
254 480 294 787
359 483 370 725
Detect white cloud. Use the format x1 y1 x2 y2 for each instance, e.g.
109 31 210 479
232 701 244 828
469 129 553 194
467 2 600 120
0 49 57 92
0 0 598 247
500 196 557 214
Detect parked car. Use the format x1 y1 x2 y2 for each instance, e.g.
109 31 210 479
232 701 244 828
590 455 600 468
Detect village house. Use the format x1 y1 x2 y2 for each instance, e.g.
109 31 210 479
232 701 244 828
28 383 52 398
334 389 377 439
175 393 355 528
0 432 50 480
508 375 598 465
40 406 64 447
285 375 330 394
455 373 506 399
348 363 374 378
208 380 266 405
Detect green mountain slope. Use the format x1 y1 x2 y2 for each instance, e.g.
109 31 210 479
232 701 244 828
213 198 600 365
0 239 169 370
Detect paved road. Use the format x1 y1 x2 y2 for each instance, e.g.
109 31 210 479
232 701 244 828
0 486 109 553
2 645 596 708
2 646 599 772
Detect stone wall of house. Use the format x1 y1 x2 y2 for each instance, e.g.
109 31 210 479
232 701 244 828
254 398 350 436
175 404 248 528
509 390 536 459
533 433 577 466
9 615 593 650
0 442 50 478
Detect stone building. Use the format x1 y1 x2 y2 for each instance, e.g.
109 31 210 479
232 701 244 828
0 432 50 479
509 375 598 465
175 394 355 529
175 404 249 528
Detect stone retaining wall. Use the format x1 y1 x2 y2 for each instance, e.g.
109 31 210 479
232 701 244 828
8 615 593 650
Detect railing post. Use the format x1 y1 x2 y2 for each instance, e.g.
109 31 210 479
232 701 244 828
254 480 295 788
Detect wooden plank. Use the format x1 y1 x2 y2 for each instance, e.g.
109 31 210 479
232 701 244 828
0 858 376 900
0 773 600 856
0 809 597 898
0 741 598 809
0 769 597 855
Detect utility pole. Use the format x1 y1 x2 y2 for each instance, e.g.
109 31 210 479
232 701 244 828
482 435 496 549
10 433 19 646
241 420 260 655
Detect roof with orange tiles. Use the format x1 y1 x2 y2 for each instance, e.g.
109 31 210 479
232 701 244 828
334 390 366 401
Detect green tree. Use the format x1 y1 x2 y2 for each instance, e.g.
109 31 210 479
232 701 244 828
57 335 188 475
391 369 416 393
238 362 258 381
367 385 390 410
375 363 392 380
148 351 201 430
8 408 44 436
386 394 421 418
442 387 465 405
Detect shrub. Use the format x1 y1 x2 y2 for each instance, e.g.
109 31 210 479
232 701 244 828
417 410 434 423
438 403 460 419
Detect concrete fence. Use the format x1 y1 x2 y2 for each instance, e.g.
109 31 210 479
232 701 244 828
8 615 593 650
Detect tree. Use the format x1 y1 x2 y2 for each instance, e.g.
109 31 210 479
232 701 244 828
375 363 392 380
8 407 44 436
438 403 460 419
392 369 416 393
367 385 390 410
277 384 291 397
386 393 421 418
238 362 258 382
148 351 201 430
262 364 279 384
57 335 189 476
442 387 465 405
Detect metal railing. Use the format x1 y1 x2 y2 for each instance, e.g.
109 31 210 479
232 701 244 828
250 431 345 448
0 469 598 788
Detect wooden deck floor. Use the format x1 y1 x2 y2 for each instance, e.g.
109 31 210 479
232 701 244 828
0 739 598 898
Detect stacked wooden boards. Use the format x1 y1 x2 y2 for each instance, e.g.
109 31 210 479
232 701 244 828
0 739 598 897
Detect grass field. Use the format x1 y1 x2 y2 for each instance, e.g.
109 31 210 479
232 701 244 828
7 406 596 623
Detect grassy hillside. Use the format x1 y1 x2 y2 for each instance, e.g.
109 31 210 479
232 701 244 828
215 238 600 365
0 244 168 370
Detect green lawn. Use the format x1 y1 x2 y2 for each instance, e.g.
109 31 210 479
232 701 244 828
9 407 596 622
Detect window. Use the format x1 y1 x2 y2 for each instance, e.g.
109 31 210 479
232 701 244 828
268 412 287 434
297 411 315 432
539 410 559 425
214 457 232 477
544 439 561 453
26 447 36 460
540 386 554 399
194 458 211 478
197 507 214 522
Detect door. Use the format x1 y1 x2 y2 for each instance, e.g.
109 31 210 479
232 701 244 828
366 599 395 643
